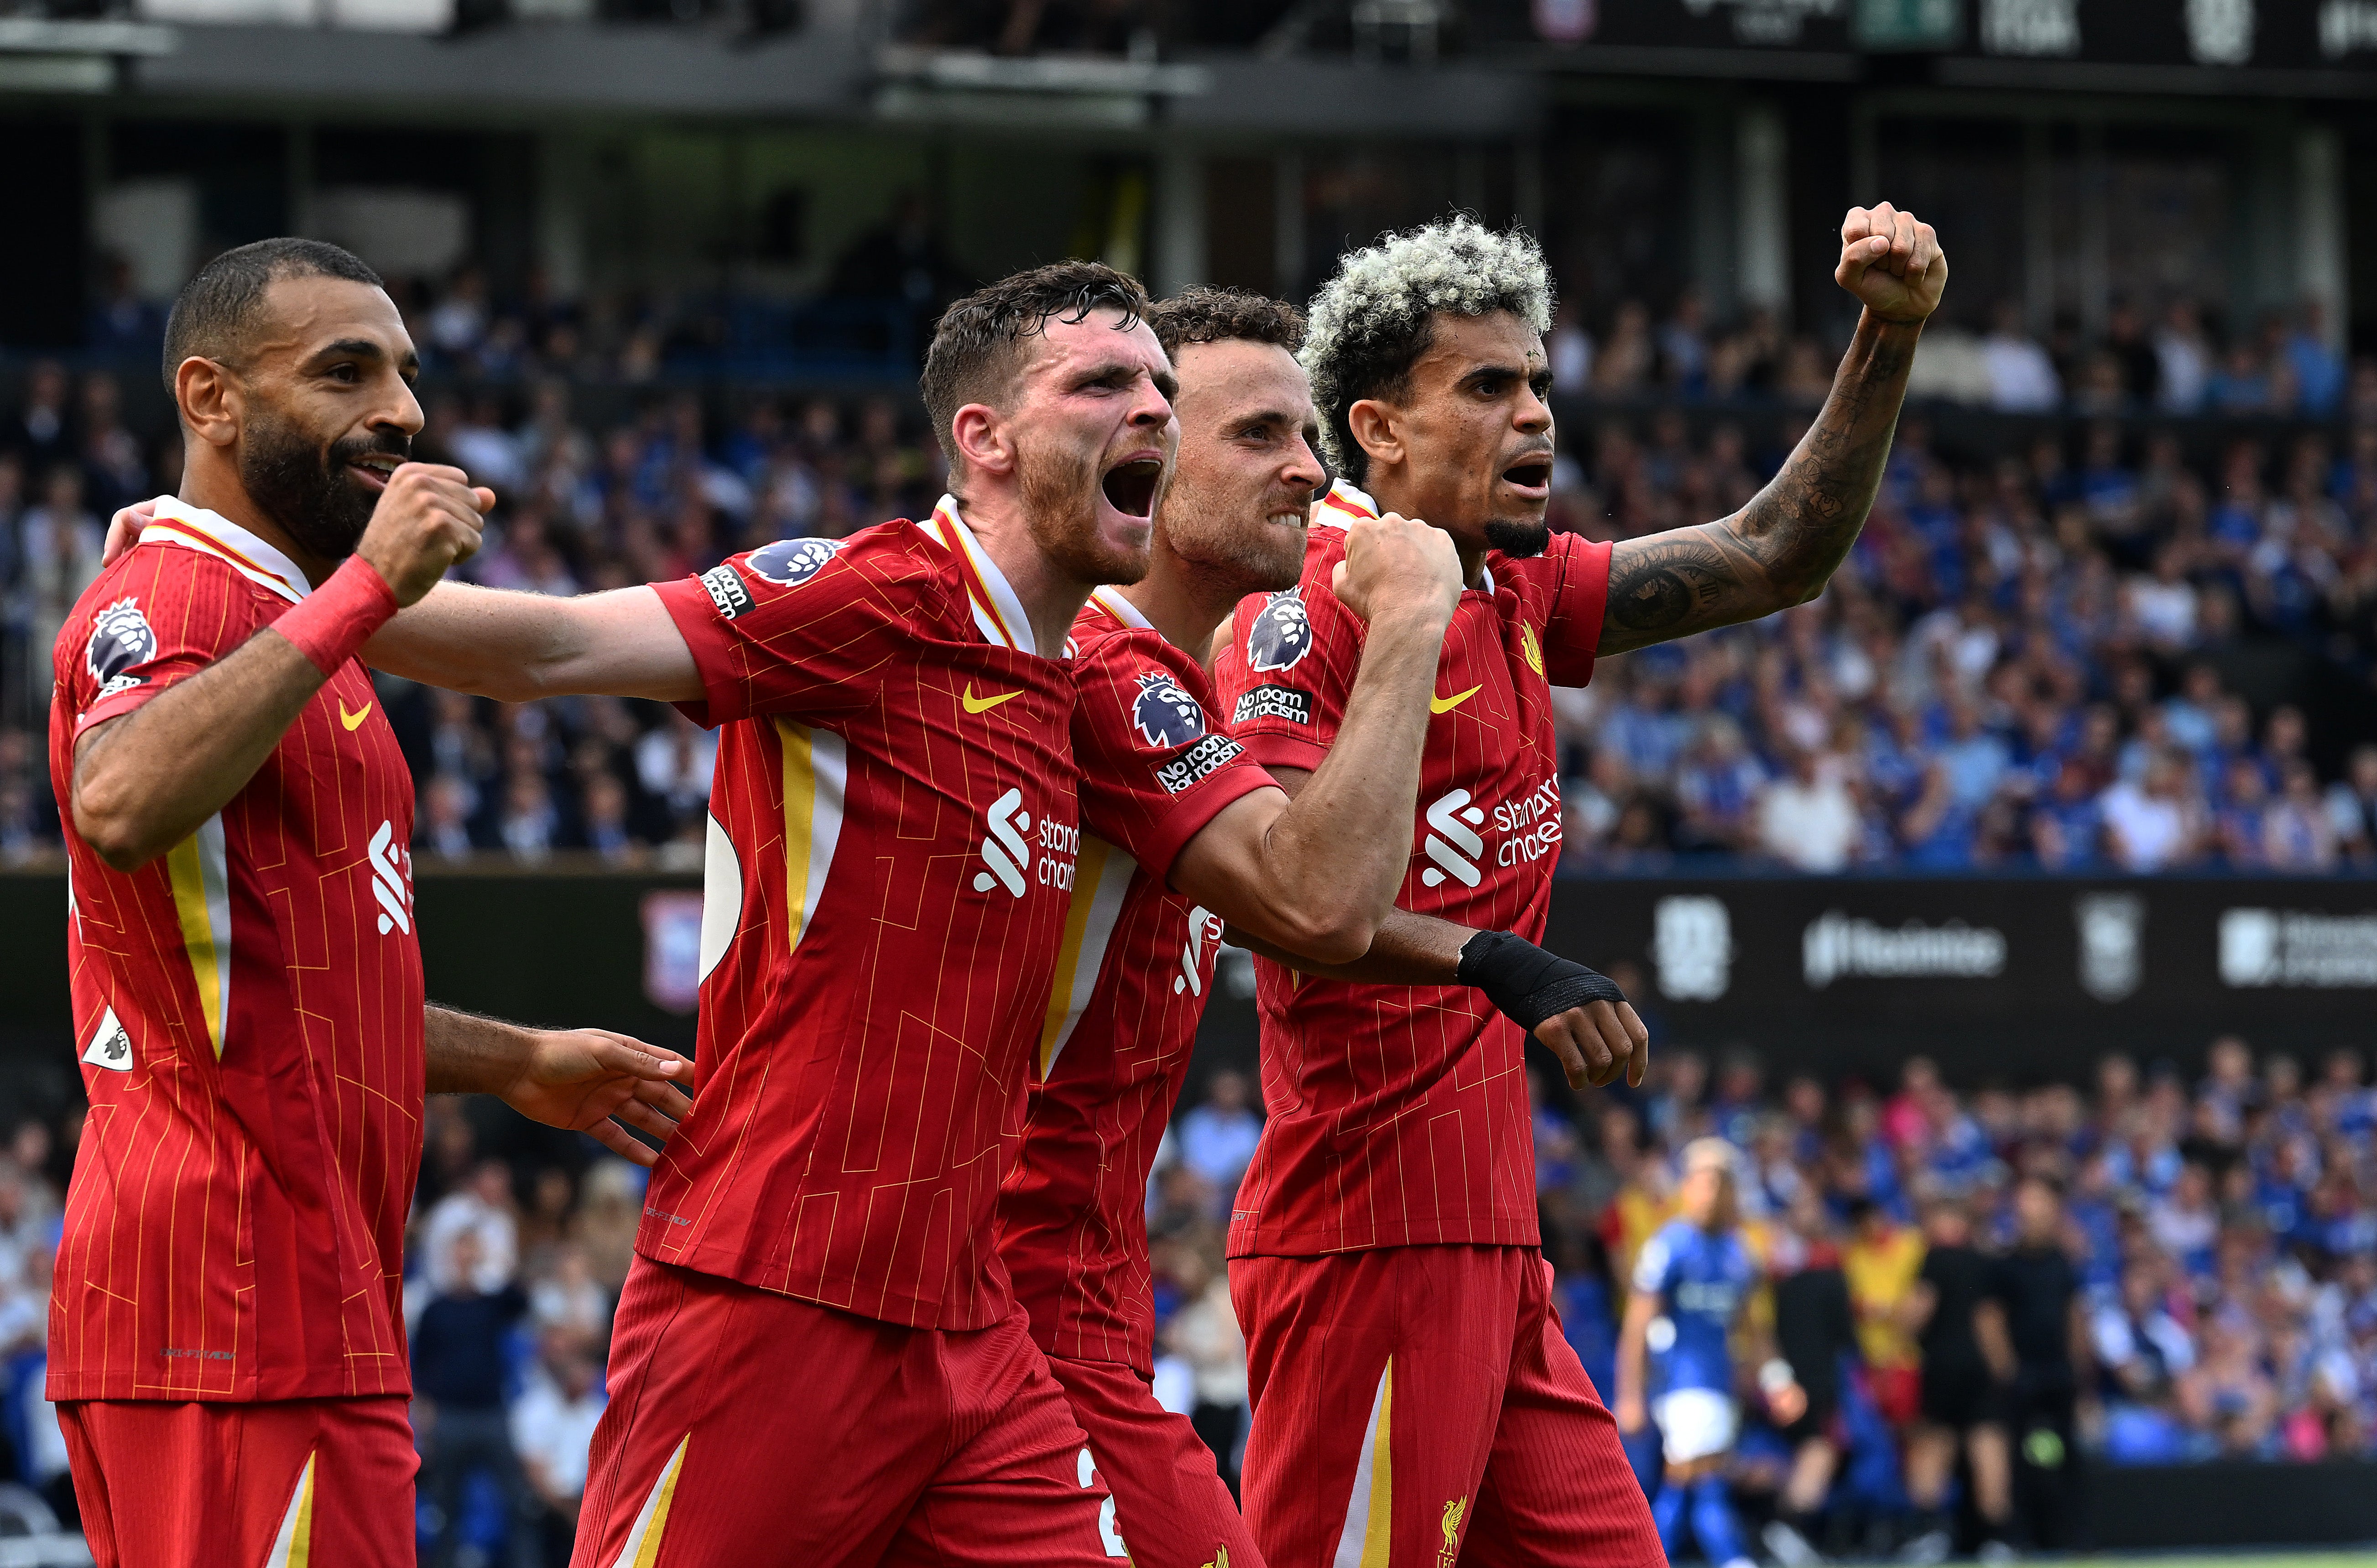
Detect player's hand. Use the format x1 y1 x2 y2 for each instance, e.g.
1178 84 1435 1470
1615 1392 1649 1434
1768 1379 1809 1427
359 462 494 607
495 1027 693 1166
104 498 157 565
1836 202 1945 326
1331 510 1461 627
1534 997 1650 1091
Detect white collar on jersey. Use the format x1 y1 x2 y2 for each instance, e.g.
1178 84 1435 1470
1315 477 1495 594
1088 585 1154 632
140 495 312 604
919 494 1038 656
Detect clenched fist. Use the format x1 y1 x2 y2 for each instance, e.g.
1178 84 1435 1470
360 463 493 606
1331 509 1462 629
1836 202 1946 327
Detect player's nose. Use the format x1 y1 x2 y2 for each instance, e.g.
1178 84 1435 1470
1283 433 1325 493
1514 381 1552 433
376 376 427 438
1125 375 1171 431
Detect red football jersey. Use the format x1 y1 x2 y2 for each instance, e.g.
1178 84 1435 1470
46 498 423 1403
1210 479 1611 1259
644 498 1084 1330
996 588 1275 1374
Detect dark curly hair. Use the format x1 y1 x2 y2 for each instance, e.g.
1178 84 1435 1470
1301 217 1552 485
921 260 1151 471
1148 286 1306 356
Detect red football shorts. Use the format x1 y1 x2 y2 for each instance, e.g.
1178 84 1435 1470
573 1257 1128 1567
58 1394 416 1568
1044 1353 1263 1568
1232 1245 1664 1568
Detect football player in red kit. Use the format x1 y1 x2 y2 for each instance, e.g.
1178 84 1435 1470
1209 208 1944 1566
997 286 1666 1568
52 239 693 1568
213 262 1466 1567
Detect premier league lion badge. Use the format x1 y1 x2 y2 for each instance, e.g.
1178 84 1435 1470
1132 669 1207 749
85 598 157 699
746 536 841 587
1246 589 1311 673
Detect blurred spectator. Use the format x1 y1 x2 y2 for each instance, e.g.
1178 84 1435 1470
2154 302 2214 414
1905 1196 2012 1557
1755 745 1857 873
1179 1070 1262 1196
1843 1198 1926 1428
511 1336 605 1565
1982 303 2060 412
1980 1175 2087 1550
413 1228 538 1568
424 1158 523 1297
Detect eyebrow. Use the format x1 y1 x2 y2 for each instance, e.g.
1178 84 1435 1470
1459 361 1527 391
1071 358 1176 401
1227 406 1305 437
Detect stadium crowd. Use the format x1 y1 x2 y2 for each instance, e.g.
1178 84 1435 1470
8 317 2377 872
16 249 2377 872
2 1032 2376 1560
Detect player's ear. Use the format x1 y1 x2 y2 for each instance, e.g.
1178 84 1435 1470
175 357 241 450
1345 398 1402 473
950 403 1015 479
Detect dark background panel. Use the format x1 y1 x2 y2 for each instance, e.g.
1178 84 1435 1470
12 871 2377 1115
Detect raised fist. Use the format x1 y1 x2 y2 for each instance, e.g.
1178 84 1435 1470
358 463 494 606
1331 509 1462 628
1836 202 1947 327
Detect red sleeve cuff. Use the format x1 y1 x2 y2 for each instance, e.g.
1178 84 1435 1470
1237 732 1331 775
74 681 171 736
652 576 742 729
1139 761 1277 886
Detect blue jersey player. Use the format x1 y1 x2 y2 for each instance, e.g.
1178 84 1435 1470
1616 1137 1806 1568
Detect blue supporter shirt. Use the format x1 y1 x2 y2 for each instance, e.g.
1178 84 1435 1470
1633 1218 1759 1396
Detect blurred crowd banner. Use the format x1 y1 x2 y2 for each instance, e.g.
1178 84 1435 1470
1555 875 2377 1078
1508 0 2377 84
7 870 2377 1092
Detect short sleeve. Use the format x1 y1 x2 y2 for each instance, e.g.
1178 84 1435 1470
1534 531 1613 688
652 532 921 728
1072 631 1276 885
1631 1231 1673 1297
1212 563 1365 775
63 546 271 737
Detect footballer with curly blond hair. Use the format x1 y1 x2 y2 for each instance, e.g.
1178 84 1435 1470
1210 205 1944 1566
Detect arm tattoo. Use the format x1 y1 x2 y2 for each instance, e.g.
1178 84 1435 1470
1606 536 1742 635
1595 314 1920 656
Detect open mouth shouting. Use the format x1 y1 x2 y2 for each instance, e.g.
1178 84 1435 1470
1499 452 1554 503
1100 455 1165 519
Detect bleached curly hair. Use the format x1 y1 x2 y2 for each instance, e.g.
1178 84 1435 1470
1301 215 1554 484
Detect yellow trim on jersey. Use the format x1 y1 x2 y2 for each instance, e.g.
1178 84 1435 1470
775 720 847 956
143 496 312 603
612 1435 690 1568
1336 1358 1395 1568
265 1450 316 1568
165 813 231 1058
929 494 1038 654
1037 835 1136 1078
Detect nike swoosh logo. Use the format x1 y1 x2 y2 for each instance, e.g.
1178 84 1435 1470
339 700 373 731
961 683 1019 715
1430 684 1482 715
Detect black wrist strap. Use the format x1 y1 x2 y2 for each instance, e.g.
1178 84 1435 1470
1455 929 1626 1032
